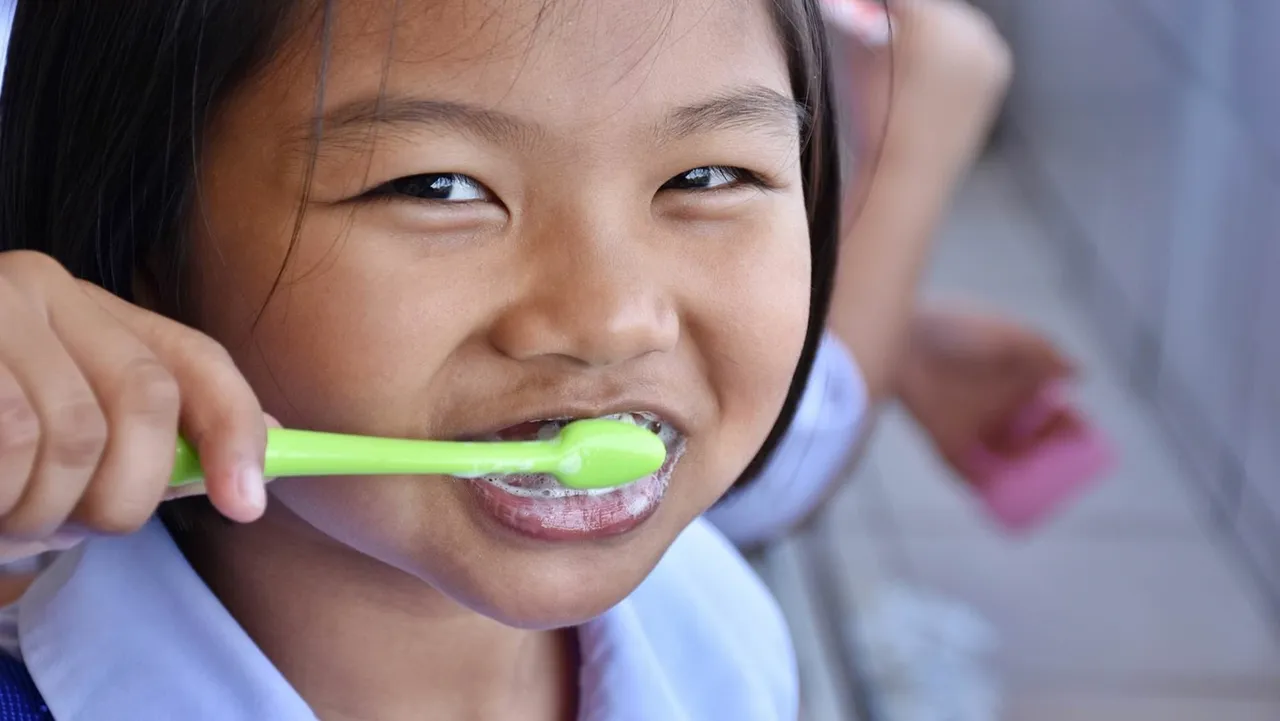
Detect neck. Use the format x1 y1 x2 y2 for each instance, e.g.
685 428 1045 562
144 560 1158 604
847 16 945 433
175 510 578 721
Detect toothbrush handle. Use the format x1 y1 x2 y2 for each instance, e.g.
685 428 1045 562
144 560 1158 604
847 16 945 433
171 429 561 487
171 438 205 486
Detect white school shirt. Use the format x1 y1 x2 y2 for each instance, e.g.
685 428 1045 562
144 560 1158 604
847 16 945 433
0 516 796 721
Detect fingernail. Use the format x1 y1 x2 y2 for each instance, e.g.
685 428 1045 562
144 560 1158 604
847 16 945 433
238 465 267 513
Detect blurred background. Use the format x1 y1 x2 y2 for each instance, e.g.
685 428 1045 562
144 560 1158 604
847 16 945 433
760 2 1280 720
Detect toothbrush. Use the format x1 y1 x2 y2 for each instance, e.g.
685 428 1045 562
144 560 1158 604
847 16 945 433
170 419 667 491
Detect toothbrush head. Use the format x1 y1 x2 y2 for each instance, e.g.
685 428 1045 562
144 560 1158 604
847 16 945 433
553 419 668 490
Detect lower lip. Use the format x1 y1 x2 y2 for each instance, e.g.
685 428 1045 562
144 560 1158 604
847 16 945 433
468 447 681 541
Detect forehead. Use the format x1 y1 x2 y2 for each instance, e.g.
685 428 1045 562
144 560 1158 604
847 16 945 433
253 0 793 135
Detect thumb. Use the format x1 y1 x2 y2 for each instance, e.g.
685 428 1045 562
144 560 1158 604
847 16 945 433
1022 336 1078 382
164 413 283 503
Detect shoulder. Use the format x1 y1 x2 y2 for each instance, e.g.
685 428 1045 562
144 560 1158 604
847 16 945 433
626 519 798 719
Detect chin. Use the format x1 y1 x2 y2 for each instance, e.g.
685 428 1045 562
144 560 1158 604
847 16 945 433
268 429 715 628
433 506 696 630
470 583 634 631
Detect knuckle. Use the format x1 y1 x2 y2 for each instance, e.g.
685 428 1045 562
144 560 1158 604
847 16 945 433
0 250 62 278
43 399 108 470
76 498 153 536
116 357 181 420
174 332 261 435
181 331 235 368
0 252 72 299
0 393 40 459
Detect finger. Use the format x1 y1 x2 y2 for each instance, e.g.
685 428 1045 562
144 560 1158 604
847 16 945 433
0 280 105 539
46 298 182 535
163 335 267 523
70 285 268 523
1046 346 1079 379
0 364 39 516
982 376 1071 456
991 324 1074 377
164 412 281 502
986 407 1079 458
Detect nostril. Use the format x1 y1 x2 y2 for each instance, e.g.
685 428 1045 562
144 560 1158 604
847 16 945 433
487 292 679 367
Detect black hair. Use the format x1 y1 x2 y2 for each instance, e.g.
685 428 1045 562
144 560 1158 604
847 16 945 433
0 0 841 495
735 0 842 489
0 1 302 309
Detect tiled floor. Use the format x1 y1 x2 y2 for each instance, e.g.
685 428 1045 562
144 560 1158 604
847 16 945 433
760 153 1280 720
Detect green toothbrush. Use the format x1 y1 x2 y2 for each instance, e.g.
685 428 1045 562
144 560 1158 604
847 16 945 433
170 418 667 491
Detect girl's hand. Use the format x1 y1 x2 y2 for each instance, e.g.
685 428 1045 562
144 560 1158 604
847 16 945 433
896 305 1076 473
0 251 270 563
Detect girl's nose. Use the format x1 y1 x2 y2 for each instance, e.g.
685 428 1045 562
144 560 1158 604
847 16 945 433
487 225 679 369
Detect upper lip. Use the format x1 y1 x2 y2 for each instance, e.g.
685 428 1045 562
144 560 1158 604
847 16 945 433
455 400 690 440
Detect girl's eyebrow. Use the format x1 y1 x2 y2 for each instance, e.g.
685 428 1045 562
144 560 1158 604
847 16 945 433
308 85 805 147
314 97 540 148
657 86 808 141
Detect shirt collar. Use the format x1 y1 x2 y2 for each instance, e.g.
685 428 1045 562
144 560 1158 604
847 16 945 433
19 522 316 721
17 518 794 721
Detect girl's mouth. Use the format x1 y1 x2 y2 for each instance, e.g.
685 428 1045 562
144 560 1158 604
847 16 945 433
468 412 686 541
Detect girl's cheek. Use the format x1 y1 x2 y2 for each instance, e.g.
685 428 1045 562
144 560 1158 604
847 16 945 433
700 213 811 449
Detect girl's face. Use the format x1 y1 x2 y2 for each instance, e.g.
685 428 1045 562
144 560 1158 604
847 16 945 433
189 0 810 628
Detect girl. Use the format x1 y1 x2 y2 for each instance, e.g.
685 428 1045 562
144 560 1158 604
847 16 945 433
0 0 839 719
0 0 1071 593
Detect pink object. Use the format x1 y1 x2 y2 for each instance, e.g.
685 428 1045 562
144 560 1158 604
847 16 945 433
960 384 1117 533
820 0 892 46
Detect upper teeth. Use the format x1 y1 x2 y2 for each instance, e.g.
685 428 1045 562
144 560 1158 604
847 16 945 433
602 412 681 446
601 411 651 427
490 412 676 445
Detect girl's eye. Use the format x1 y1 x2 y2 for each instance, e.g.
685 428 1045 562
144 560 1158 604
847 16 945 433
661 166 755 192
374 173 490 202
